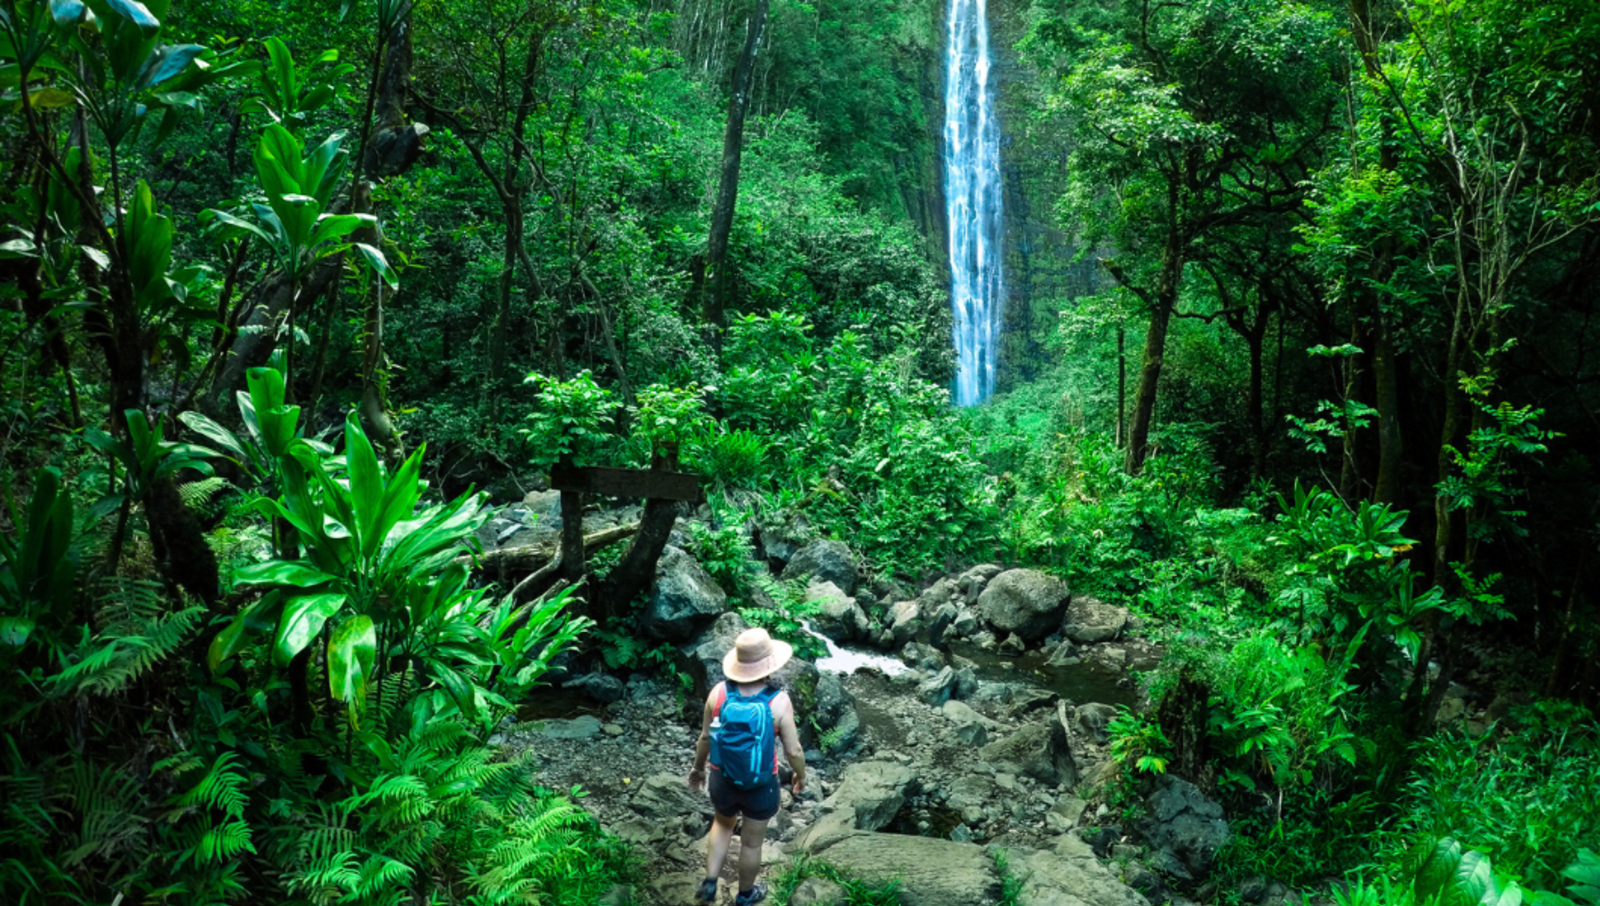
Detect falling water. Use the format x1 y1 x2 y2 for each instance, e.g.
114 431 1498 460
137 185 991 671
945 0 1004 407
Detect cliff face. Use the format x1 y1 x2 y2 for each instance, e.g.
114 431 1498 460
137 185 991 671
906 0 1099 394
987 0 1101 390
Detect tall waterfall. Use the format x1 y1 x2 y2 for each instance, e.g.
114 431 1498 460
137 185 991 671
944 0 1004 407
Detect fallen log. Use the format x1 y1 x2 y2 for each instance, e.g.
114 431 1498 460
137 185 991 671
460 522 640 577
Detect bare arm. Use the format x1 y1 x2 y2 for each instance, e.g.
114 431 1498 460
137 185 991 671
776 693 805 793
688 687 716 791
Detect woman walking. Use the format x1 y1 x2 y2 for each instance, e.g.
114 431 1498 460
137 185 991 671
687 628 807 905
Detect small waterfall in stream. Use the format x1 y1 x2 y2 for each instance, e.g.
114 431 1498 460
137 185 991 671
944 0 1004 407
800 621 909 676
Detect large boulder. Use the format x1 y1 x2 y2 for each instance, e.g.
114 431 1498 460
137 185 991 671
827 760 917 831
976 569 1071 642
889 600 924 645
806 580 871 643
814 670 862 754
639 546 727 642
1136 775 1229 881
757 512 812 565
781 539 858 594
680 611 749 696
628 771 711 825
942 700 1001 747
978 702 1077 786
1063 596 1130 643
1014 834 1152 906
798 831 1001 906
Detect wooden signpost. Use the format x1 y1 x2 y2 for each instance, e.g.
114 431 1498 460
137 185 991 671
549 463 704 503
524 454 702 616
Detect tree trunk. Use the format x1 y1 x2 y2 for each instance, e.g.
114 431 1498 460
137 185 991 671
1124 235 1183 475
701 0 771 345
484 30 545 424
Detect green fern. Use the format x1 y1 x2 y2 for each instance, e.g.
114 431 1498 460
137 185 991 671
178 476 234 518
47 600 203 698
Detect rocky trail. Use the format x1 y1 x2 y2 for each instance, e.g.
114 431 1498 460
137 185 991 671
480 497 1236 906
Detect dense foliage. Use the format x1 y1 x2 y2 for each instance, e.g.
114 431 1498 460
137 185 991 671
2 0 1597 902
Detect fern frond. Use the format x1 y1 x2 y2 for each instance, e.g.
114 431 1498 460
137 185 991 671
47 605 203 698
178 476 233 517
175 752 250 820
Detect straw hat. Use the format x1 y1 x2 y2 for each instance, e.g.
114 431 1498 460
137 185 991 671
722 628 793 683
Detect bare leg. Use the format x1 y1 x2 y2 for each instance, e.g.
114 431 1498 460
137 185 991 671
706 811 737 881
736 817 770 892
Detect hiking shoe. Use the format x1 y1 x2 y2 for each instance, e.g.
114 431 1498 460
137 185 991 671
734 883 767 906
694 878 717 903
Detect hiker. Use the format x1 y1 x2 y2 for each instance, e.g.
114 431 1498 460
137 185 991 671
687 628 806 905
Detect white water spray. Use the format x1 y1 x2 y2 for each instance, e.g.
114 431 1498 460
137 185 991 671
945 0 1005 406
800 621 909 676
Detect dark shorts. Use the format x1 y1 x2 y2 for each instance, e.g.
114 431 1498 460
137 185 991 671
708 769 780 821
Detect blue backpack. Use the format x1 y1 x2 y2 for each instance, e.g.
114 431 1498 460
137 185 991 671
711 684 779 790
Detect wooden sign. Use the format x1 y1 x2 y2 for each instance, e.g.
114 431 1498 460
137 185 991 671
550 463 704 503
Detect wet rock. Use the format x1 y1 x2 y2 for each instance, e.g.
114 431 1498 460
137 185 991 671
1063 596 1130 644
1014 823 1151 906
602 723 625 737
790 876 849 906
782 539 858 595
1046 638 1081 665
976 569 1071 642
1137 775 1229 881
919 576 960 608
1000 633 1027 655
807 580 871 643
979 703 1077 786
640 546 727 642
536 715 603 740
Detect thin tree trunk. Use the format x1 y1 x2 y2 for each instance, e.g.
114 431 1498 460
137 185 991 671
701 0 771 346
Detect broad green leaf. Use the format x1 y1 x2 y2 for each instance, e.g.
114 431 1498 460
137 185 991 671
273 592 345 666
343 413 384 554
1452 850 1494 906
208 607 255 673
246 366 286 419
200 208 272 245
178 411 253 468
327 615 376 714
353 242 398 289
0 616 35 647
139 43 202 89
307 213 368 248
233 560 336 589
